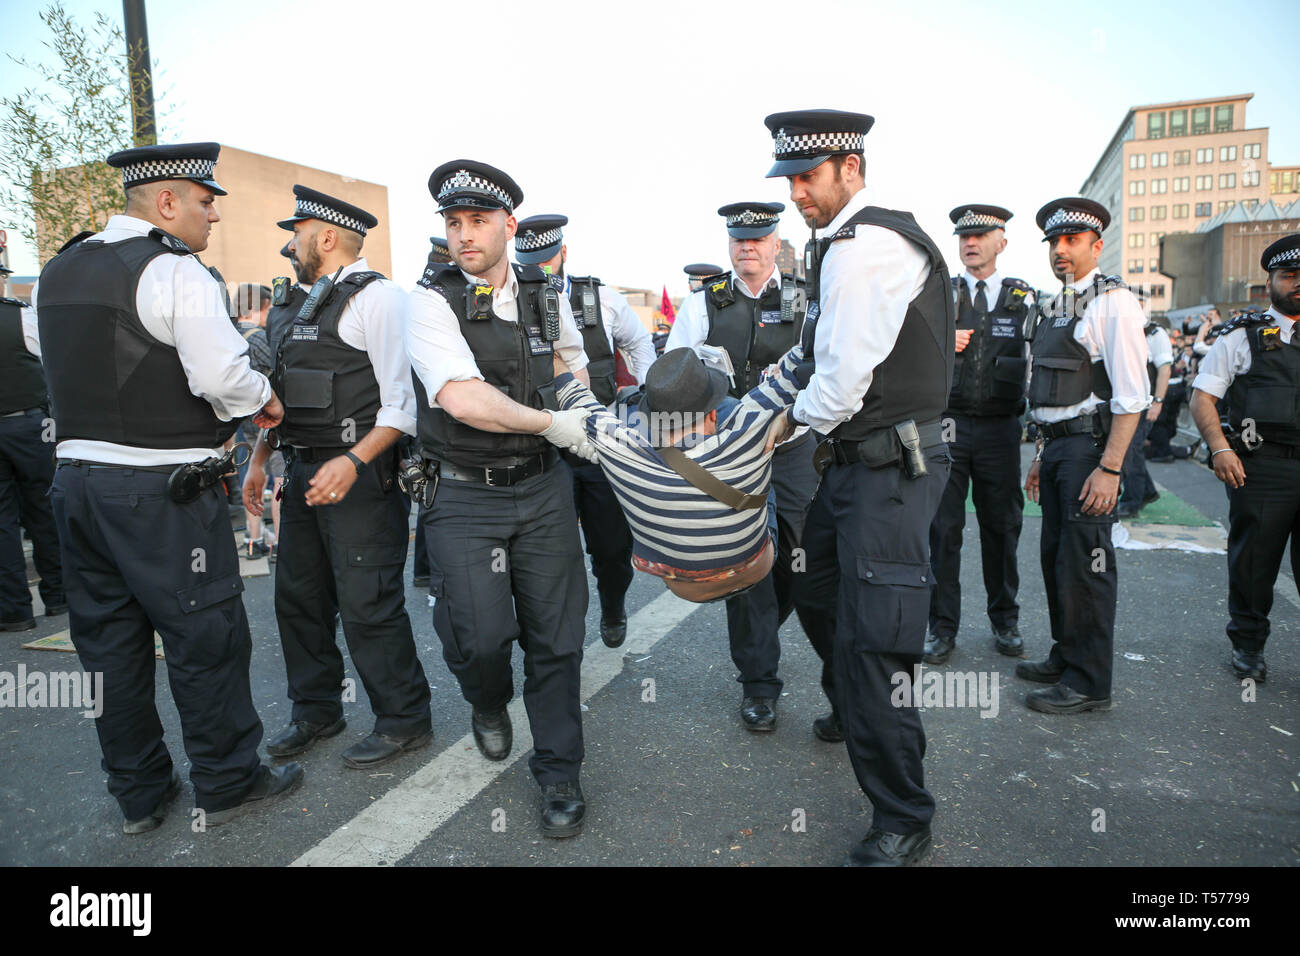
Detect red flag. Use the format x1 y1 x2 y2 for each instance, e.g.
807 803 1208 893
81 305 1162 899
660 286 676 325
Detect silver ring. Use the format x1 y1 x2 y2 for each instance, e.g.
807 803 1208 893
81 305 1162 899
329 492 337 499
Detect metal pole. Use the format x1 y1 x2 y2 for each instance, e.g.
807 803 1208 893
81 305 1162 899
122 0 156 146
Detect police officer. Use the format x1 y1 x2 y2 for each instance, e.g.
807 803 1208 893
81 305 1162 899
761 110 954 865
666 201 819 731
685 263 723 293
36 143 302 831
243 185 432 769
1022 197 1150 714
515 214 656 648
1188 233 1300 682
1116 317 1172 517
0 263 65 630
925 205 1033 665
412 236 454 591
407 160 595 838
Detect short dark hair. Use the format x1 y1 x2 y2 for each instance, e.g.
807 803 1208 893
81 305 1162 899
827 152 866 177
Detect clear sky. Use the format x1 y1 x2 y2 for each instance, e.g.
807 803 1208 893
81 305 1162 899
2 0 1295 297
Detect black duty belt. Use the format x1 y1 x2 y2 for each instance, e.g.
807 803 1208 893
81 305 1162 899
1036 413 1102 440
820 420 946 469
1 406 44 418
433 449 557 487
287 446 353 463
57 459 177 474
1242 440 1300 460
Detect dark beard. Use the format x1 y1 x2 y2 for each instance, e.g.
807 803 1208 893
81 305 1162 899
1270 286 1300 318
292 246 320 285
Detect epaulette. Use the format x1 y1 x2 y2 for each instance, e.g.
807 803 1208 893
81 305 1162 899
56 230 95 254
780 271 806 287
569 275 602 288
148 228 192 256
1213 310 1271 337
1002 277 1033 292
512 263 548 284
0 297 26 308
1143 321 1159 336
416 261 459 295
339 270 383 289
1092 273 1128 295
545 272 565 292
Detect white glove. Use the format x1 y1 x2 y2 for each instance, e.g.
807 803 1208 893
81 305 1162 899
570 440 599 464
539 408 593 456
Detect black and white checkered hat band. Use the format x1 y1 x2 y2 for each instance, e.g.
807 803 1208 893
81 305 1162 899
772 128 864 158
726 210 779 228
1267 247 1300 270
121 157 216 187
295 199 367 235
516 227 562 251
955 211 1005 230
1044 208 1103 234
437 169 513 210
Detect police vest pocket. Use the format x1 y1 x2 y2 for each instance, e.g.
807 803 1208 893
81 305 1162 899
176 571 244 614
1031 356 1083 372
283 368 335 422
992 356 1028 396
345 544 407 568
1243 386 1299 426
853 556 930 655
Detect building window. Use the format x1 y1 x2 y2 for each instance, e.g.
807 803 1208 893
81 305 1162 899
1285 171 1297 193
1192 106 1211 134
1173 176 1190 192
1173 149 1191 165
1244 198 1259 210
1196 175 1213 191
1244 143 1261 159
1149 284 1166 298
1150 205 1167 220
1220 145 1238 162
1150 258 1160 271
1129 180 1146 196
1147 112 1165 139
1172 204 1189 219
1129 207 1145 221
1151 178 1167 194
1196 147 1213 164
1214 104 1233 132
1242 170 1260 187
1219 173 1237 188
1151 231 1165 245
1129 153 1146 169
1128 233 1145 248
1195 202 1212 216
1151 152 1168 167
1170 109 1187 137
1129 259 1144 273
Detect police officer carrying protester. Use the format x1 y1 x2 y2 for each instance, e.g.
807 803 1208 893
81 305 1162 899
515 213 656 648
244 185 432 769
0 262 65 630
925 204 1033 664
666 201 819 731
406 160 596 837
761 111 955 865
35 143 302 832
1189 233 1300 682
1022 198 1151 714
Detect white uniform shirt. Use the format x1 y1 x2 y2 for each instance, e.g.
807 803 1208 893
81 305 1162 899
791 187 932 434
1191 307 1296 399
32 214 271 465
407 263 588 409
565 273 656 384
1147 325 1173 370
19 305 40 358
1027 268 1152 423
665 264 780 357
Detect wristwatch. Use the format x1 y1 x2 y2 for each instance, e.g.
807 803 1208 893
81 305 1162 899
344 451 367 475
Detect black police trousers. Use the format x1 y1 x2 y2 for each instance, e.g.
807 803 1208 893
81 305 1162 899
1037 433 1117 698
422 465 588 786
0 408 63 621
796 447 948 834
1119 416 1155 507
725 432 820 699
567 457 634 613
1225 451 1300 654
51 463 263 817
275 457 431 738
928 413 1022 642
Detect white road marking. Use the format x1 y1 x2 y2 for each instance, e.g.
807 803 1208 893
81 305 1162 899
292 588 699 867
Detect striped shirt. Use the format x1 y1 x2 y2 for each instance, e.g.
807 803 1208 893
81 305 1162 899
555 347 804 571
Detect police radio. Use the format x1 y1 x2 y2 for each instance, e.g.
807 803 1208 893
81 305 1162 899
466 283 494 320
297 266 343 324
540 285 562 342
580 284 599 329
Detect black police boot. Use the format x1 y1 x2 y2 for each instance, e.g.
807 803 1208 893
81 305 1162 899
266 717 346 758
202 763 305 827
539 780 585 838
740 696 777 732
1 615 36 632
847 826 932 867
1230 648 1266 682
43 595 68 616
993 625 1024 657
471 708 512 761
122 771 182 835
813 708 844 743
341 729 434 769
923 633 955 665
600 596 628 648
1015 658 1064 683
1025 683 1112 714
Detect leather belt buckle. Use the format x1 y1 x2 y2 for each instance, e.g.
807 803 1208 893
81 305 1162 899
484 467 500 487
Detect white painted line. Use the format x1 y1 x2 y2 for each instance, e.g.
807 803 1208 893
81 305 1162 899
292 588 700 867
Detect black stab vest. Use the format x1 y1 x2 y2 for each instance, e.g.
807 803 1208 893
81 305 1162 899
36 233 236 449
1027 275 1126 410
561 274 618 405
947 275 1031 417
802 205 954 437
267 270 385 448
0 299 48 414
703 272 806 398
415 263 559 467
1225 313 1300 446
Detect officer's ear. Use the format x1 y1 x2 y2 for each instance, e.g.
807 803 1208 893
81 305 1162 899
503 212 517 241
319 226 339 253
1091 232 1104 257
995 231 1007 256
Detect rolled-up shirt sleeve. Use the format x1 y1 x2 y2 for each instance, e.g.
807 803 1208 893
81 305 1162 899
1148 327 1173 368
1190 329 1249 400
406 284 483 408
351 281 417 435
1092 289 1151 415
664 290 708 354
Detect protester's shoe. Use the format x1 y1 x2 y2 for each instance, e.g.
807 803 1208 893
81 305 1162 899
1 616 35 631
1015 658 1065 683
539 781 585 838
412 574 430 588
266 718 346 758
922 634 955 665
122 771 182 835
44 602 68 616
472 708 512 761
813 709 844 743
202 763 304 827
848 826 932 867
993 625 1024 657
600 599 628 648
740 696 777 732
1230 648 1266 682
1025 683 1112 714
242 538 271 559
342 730 433 769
